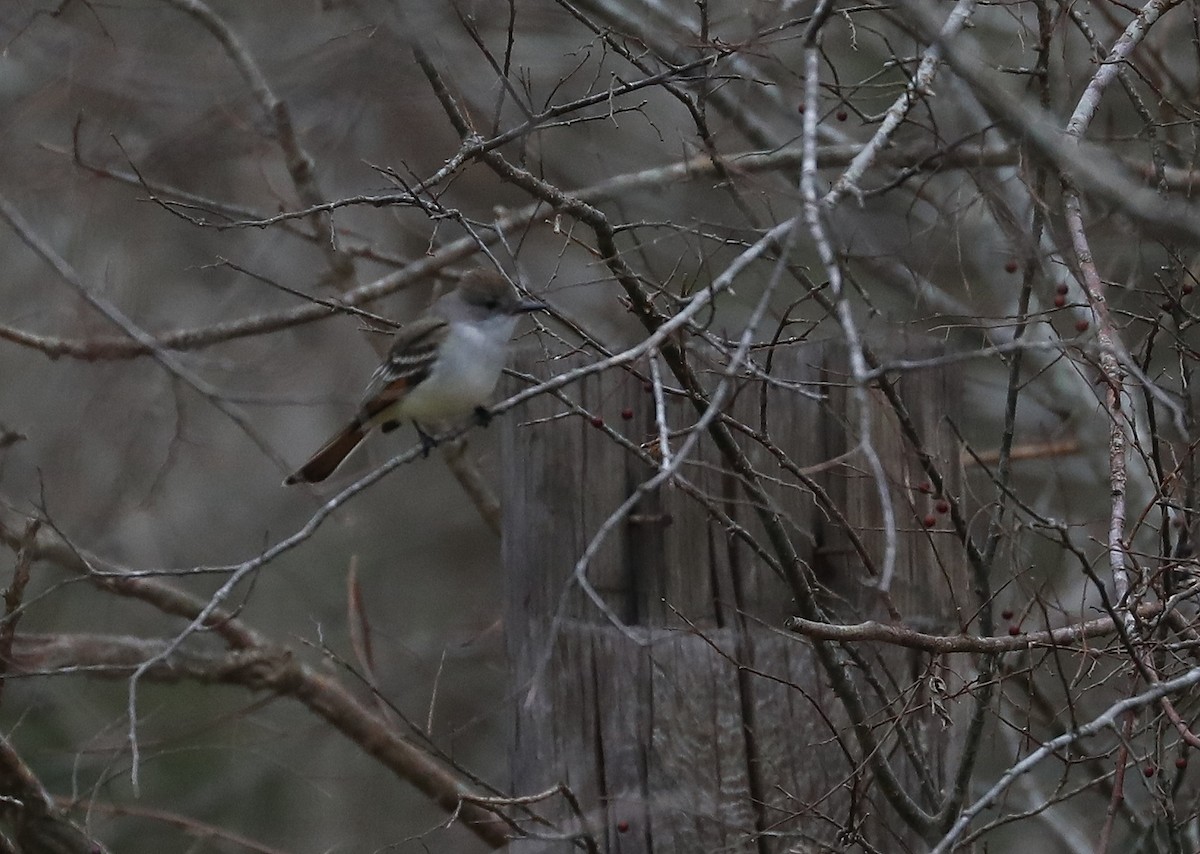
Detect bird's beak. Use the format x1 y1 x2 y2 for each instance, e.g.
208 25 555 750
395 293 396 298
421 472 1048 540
512 298 546 314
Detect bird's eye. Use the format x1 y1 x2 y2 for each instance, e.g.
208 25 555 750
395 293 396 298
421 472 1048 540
484 299 499 310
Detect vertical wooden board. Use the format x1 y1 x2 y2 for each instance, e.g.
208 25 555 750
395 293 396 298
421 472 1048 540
746 636 854 848
504 353 647 631
815 340 966 628
503 361 579 644
658 477 726 626
575 370 639 608
523 623 651 852
653 341 827 632
561 623 605 804
617 375 678 627
503 352 636 838
503 363 575 816
689 425 768 633
646 629 758 854
635 375 724 627
914 361 970 629
590 628 652 854
745 341 829 621
873 359 966 629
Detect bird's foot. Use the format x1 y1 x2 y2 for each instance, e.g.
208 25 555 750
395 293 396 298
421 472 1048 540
414 423 438 458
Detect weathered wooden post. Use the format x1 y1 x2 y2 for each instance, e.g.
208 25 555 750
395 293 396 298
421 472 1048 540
502 338 964 852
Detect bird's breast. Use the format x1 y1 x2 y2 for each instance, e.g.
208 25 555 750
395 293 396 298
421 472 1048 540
399 319 515 420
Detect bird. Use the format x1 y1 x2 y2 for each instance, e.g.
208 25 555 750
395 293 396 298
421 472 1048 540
284 269 542 485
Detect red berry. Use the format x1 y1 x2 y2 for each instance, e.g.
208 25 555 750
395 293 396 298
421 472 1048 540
797 102 806 113
1184 283 1195 295
1007 625 1020 636
643 382 653 393
1004 260 1019 274
1177 757 1188 770
918 481 933 494
935 499 950 514
1074 319 1090 332
836 110 848 121
922 514 937 528
617 821 630 833
1053 295 1066 308
590 416 605 428
620 407 634 421
1001 609 1014 620
1144 765 1157 777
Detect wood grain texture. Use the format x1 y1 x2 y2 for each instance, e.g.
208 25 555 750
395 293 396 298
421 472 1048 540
503 340 965 852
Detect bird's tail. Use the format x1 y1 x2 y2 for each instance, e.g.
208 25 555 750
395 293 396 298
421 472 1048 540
284 421 367 485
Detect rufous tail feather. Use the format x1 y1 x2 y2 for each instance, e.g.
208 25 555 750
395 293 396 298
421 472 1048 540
284 422 366 485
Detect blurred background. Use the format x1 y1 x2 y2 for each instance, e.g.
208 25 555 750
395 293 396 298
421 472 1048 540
0 1 1197 852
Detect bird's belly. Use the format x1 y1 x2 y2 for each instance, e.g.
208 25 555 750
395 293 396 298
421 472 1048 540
401 340 506 421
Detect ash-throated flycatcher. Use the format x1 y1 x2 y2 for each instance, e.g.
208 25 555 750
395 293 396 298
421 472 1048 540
284 269 542 485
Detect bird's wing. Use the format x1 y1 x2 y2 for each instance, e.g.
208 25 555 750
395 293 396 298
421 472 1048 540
358 316 449 422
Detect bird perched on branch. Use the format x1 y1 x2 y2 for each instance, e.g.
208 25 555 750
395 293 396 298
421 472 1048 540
285 269 543 485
